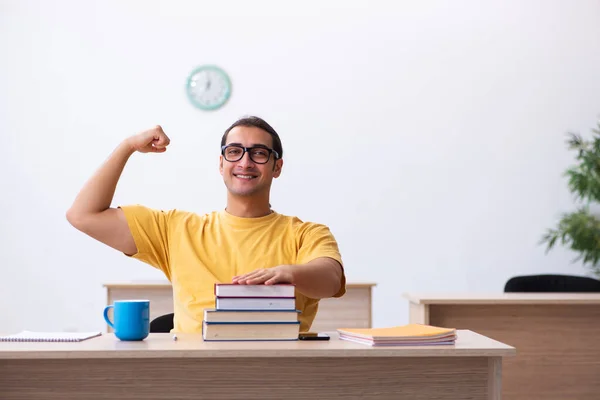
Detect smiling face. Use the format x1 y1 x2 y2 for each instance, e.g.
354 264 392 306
219 125 283 198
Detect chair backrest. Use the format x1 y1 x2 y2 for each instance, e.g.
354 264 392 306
150 313 174 333
504 274 600 293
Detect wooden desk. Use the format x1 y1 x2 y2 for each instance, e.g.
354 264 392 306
104 281 375 332
405 293 600 400
0 330 514 400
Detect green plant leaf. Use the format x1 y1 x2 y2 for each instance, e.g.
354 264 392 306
542 120 600 277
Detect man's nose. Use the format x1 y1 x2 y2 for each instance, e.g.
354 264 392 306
237 150 255 167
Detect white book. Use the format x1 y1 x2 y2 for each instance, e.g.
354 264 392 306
202 321 300 341
0 331 102 342
216 297 296 310
214 283 295 298
204 308 299 322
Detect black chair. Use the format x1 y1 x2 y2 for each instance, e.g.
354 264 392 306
504 274 600 292
150 313 174 333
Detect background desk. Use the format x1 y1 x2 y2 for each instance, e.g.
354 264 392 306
405 293 600 400
0 330 515 400
104 281 375 332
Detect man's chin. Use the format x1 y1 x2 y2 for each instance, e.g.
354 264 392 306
227 186 260 197
224 180 268 197
231 191 256 197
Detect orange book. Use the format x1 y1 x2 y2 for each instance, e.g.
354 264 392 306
337 324 456 346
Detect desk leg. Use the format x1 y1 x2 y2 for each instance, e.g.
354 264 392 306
488 357 502 400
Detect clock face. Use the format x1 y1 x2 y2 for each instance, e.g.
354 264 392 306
185 65 232 110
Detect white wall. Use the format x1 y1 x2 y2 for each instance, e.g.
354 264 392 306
2 0 600 333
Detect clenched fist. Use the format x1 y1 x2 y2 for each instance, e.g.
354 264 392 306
126 125 171 153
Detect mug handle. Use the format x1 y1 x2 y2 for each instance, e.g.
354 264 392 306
103 305 115 330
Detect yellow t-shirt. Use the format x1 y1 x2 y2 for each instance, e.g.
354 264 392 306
120 205 346 333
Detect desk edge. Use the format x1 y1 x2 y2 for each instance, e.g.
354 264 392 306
402 292 600 304
105 282 378 289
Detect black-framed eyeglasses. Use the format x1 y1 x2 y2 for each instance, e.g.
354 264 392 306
221 145 280 164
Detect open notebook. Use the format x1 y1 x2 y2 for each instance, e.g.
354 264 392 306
0 331 102 342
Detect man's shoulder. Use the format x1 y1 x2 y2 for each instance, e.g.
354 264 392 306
274 212 332 233
166 209 219 223
123 205 218 224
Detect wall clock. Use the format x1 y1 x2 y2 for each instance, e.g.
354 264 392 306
185 65 232 111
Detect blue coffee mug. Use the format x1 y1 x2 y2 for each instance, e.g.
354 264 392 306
103 300 150 341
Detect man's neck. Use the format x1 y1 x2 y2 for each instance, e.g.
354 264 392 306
225 195 272 218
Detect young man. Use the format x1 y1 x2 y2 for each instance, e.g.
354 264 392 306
66 116 346 333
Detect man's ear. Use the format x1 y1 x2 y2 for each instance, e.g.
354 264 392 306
219 155 224 176
273 158 283 178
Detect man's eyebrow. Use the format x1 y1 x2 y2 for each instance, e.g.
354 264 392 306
226 142 270 148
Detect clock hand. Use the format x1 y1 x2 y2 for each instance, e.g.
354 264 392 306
205 72 211 91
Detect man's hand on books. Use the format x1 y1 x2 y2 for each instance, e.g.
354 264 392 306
232 265 294 285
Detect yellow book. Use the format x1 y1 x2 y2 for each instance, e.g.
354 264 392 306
338 324 455 339
337 324 456 346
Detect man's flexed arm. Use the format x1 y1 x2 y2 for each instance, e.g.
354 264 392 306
66 125 170 255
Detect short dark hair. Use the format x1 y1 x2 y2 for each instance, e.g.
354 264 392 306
221 116 283 159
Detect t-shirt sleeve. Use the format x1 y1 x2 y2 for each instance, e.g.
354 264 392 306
119 204 172 279
296 223 346 298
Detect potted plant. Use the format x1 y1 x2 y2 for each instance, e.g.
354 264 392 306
541 119 600 278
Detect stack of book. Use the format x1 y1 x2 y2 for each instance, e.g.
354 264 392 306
337 324 457 346
202 283 300 341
